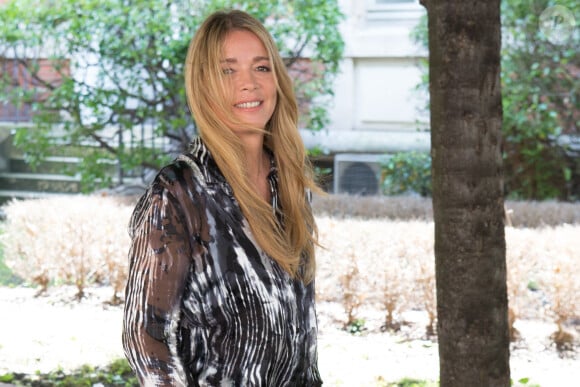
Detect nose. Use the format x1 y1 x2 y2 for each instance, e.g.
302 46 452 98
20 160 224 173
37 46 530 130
239 69 258 91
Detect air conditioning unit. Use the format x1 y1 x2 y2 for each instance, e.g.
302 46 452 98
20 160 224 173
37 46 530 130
333 153 387 195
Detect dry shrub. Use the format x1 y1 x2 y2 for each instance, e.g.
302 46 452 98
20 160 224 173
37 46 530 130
1 193 578 347
316 217 435 335
505 200 580 228
381 254 412 331
507 225 580 348
533 225 580 350
312 194 580 228
1 195 132 301
1 201 56 293
316 211 580 345
312 194 433 220
339 249 364 328
505 227 539 340
415 249 437 337
315 218 366 328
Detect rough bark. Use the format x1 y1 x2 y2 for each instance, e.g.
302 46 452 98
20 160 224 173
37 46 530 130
420 0 511 385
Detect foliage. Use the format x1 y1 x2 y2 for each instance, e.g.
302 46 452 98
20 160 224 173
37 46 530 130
0 257 23 287
501 0 579 200
382 379 438 387
412 0 580 200
345 318 366 335
0 0 344 192
0 224 23 286
511 377 541 387
0 358 138 386
381 152 432 197
0 361 450 387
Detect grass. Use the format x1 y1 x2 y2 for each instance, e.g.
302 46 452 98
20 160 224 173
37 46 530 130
0 258 23 287
378 378 541 387
0 224 23 287
0 358 138 387
382 378 439 386
0 358 442 387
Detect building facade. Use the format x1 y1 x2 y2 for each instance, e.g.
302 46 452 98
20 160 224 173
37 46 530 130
304 0 429 193
0 0 430 197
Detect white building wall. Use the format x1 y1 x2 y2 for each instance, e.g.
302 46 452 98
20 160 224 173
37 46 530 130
302 0 430 154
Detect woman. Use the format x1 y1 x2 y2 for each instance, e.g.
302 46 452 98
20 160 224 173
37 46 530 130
122 9 323 387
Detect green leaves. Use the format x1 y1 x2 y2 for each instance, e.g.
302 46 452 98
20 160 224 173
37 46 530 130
0 0 344 190
0 358 138 386
411 0 579 200
501 0 579 200
381 152 432 197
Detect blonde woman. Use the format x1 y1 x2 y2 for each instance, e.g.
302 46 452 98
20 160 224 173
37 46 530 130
122 9 323 386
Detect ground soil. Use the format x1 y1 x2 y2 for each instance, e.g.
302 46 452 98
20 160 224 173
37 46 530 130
0 286 578 386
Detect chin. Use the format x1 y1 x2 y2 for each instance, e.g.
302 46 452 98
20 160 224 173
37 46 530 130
230 126 265 135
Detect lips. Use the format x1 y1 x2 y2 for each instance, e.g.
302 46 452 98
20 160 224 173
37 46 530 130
234 101 262 109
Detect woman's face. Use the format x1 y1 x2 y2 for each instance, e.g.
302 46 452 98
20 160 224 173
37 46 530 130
221 29 277 131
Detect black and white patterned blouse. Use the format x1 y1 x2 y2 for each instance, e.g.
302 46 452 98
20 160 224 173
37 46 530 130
122 137 322 386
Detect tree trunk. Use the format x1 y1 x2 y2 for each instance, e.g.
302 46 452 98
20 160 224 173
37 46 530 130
419 0 511 385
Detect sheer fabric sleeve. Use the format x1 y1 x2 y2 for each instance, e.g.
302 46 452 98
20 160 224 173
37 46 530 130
122 185 193 387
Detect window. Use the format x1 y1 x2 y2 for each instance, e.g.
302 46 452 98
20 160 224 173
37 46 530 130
371 0 415 4
0 58 69 122
366 0 424 24
0 59 32 122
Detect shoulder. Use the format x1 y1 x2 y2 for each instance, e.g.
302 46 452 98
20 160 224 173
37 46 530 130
128 138 211 230
152 137 212 192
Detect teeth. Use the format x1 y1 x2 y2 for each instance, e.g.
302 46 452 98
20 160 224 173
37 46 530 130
236 101 260 108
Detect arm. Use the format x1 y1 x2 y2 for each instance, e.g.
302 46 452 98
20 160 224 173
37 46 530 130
122 184 193 386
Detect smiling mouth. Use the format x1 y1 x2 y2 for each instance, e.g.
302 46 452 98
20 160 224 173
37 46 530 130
235 101 261 109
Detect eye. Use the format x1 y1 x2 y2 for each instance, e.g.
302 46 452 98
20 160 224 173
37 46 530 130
256 65 271 72
222 68 234 75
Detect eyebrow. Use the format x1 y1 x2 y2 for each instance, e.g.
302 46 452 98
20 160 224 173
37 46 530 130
220 56 270 64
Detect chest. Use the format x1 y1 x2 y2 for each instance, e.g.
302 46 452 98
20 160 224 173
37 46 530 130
182 195 308 328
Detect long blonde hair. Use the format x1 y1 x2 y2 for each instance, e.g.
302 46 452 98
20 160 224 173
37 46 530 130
184 10 321 283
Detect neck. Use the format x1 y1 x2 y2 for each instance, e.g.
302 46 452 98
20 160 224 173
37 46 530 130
240 134 267 180
238 132 270 201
